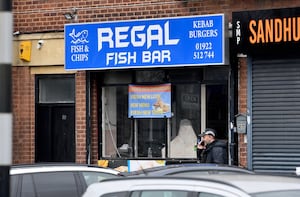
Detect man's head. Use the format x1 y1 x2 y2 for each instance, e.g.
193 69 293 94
199 128 216 145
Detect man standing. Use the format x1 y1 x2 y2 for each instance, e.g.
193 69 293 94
197 128 228 164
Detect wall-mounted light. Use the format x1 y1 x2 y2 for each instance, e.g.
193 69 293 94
63 8 78 22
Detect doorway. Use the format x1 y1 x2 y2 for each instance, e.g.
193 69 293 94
35 75 75 162
36 105 75 162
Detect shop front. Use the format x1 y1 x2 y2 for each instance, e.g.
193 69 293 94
233 7 300 174
65 14 232 169
97 67 229 167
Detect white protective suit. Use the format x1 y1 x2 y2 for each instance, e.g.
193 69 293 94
162 119 197 158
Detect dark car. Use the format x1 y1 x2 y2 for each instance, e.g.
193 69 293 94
121 163 254 177
10 163 123 197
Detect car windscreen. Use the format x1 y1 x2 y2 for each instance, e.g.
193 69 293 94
82 172 120 186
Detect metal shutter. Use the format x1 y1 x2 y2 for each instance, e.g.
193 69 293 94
252 59 300 174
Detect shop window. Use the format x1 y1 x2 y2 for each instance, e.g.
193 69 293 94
135 70 166 83
204 67 228 81
103 86 132 157
173 84 201 136
102 71 132 84
103 85 166 158
101 68 228 159
102 83 201 159
39 77 75 103
137 118 166 157
206 85 228 139
168 68 203 83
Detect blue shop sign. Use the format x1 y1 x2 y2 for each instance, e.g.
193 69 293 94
64 14 227 70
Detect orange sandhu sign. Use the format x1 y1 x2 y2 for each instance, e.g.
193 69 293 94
233 7 300 55
249 17 300 44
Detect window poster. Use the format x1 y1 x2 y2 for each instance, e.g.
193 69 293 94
128 160 166 172
128 84 171 118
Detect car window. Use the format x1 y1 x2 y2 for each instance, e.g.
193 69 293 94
82 172 119 186
32 172 79 197
21 174 36 197
252 190 300 197
199 192 224 197
102 191 128 197
131 190 189 197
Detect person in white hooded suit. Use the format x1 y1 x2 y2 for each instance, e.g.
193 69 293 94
162 119 197 158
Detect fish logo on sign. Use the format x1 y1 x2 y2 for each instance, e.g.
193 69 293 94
69 29 89 44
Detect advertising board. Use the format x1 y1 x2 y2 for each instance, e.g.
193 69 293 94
65 14 226 70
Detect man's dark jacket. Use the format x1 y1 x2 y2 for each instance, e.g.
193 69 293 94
198 140 228 164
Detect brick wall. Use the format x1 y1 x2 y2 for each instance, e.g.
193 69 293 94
12 67 35 164
75 71 86 163
238 57 248 167
13 0 300 34
12 68 87 164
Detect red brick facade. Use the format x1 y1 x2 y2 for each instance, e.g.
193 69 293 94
12 67 35 164
12 0 300 165
13 0 300 34
238 57 247 167
75 72 87 163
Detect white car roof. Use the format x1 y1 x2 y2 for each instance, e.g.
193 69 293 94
82 176 252 197
201 174 300 193
10 164 120 175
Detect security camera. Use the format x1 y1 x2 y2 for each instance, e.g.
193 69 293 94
13 31 20 36
37 40 44 49
38 40 44 45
